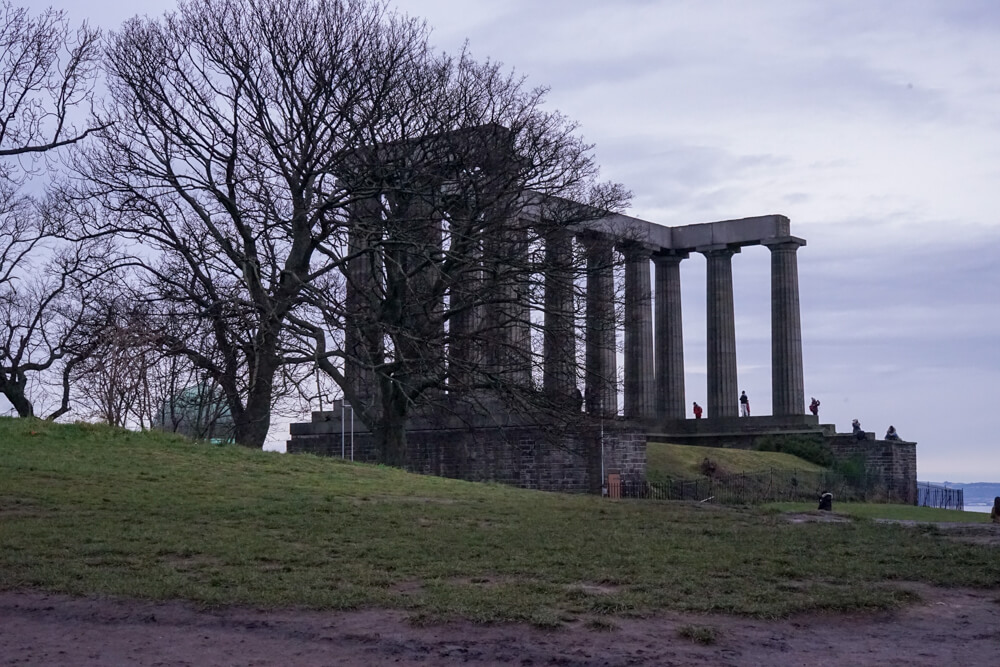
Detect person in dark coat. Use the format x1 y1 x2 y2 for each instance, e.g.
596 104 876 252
885 425 901 440
809 397 820 416
739 391 750 417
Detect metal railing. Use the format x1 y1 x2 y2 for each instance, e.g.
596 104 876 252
916 481 963 510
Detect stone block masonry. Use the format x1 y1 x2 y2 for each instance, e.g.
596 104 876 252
826 435 918 504
288 407 646 494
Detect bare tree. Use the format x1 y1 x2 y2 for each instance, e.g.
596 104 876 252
0 2 104 418
75 0 626 455
0 212 115 419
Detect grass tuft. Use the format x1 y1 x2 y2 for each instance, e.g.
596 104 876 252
677 624 719 645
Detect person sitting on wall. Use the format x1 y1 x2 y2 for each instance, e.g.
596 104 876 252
809 397 820 416
852 419 865 440
885 425 901 440
991 497 1000 524
693 402 703 419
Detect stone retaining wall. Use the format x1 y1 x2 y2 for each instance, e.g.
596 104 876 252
287 410 646 494
826 435 918 504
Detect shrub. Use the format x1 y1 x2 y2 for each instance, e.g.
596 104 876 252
833 453 869 485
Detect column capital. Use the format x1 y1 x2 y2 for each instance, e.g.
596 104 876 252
698 244 741 257
652 249 689 265
762 235 807 250
576 230 613 249
617 239 658 258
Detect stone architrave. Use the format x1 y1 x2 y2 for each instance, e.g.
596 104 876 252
703 245 740 418
579 232 617 417
622 242 655 420
764 236 806 416
653 251 688 420
543 226 577 400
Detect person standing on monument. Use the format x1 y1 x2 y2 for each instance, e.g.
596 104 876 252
693 402 703 419
809 397 820 416
739 390 750 417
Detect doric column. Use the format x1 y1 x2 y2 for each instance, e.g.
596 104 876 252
703 245 740 418
653 251 688 420
543 226 577 401
764 236 806 416
446 209 482 390
344 197 384 404
580 232 617 417
622 242 655 420
482 217 531 388
510 219 533 387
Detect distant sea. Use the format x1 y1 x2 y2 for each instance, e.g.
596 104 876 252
965 503 992 514
929 482 999 514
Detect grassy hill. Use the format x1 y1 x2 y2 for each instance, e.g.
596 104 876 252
1 417 997 626
646 441 826 483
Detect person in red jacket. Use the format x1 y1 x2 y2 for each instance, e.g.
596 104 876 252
692 402 703 419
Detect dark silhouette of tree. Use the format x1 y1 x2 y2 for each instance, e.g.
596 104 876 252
74 0 627 455
0 2 105 418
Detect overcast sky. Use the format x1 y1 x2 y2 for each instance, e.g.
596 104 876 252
33 0 1000 482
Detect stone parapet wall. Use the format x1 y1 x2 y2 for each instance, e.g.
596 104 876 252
288 414 646 494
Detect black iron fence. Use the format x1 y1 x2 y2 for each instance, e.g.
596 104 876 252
610 468 908 505
916 481 963 510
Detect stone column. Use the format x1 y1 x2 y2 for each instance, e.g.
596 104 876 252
510 220 533 387
344 197 384 404
622 242 655 420
580 233 617 417
703 245 740 418
481 218 531 388
543 226 577 402
764 236 806 416
446 210 481 390
653 251 688 420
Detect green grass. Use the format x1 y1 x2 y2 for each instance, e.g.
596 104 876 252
767 502 991 524
2 417 999 625
646 441 825 483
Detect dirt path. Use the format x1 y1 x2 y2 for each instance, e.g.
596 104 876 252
2 584 999 666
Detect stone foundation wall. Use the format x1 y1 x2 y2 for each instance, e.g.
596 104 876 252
826 435 918 504
287 411 646 494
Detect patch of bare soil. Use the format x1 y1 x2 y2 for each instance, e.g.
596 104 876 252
2 585 999 666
